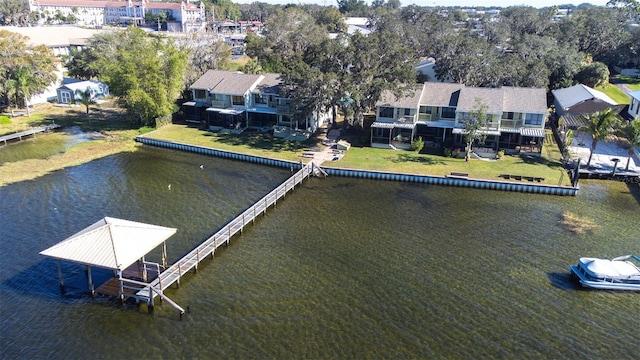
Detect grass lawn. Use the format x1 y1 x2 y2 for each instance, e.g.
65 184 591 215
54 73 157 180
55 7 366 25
612 75 640 91
0 101 143 187
227 55 251 71
2 103 574 188
596 83 630 104
148 125 572 186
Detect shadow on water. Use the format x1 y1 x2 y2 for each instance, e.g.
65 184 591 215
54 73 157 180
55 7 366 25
547 272 584 291
1 259 113 302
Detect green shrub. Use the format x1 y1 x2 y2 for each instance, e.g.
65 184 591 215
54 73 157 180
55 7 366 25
497 150 505 159
0 115 10 125
410 136 424 152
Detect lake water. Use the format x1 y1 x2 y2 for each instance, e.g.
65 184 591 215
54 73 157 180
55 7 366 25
1 143 639 359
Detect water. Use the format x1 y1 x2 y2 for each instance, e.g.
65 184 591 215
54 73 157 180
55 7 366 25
0 127 92 165
1 145 639 359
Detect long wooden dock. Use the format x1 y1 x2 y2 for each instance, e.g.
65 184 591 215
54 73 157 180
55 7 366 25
0 123 60 145
132 162 316 312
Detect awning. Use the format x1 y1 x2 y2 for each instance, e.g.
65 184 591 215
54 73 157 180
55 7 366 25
417 120 455 129
520 127 546 138
371 121 415 129
206 108 244 115
452 128 501 136
40 217 177 271
183 101 208 107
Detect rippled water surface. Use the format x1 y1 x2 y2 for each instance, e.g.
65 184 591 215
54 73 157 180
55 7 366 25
1 145 639 359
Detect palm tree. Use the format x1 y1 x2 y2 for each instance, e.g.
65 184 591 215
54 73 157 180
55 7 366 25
578 108 621 168
614 117 640 171
75 87 97 125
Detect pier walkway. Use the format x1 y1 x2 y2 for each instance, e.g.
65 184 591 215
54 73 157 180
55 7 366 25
131 162 316 313
0 123 60 146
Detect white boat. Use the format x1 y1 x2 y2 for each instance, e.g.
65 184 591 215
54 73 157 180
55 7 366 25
570 255 640 291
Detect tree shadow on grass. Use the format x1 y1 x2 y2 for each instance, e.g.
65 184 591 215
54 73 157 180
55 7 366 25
385 153 447 166
204 131 311 153
624 181 640 206
515 154 564 169
30 108 135 132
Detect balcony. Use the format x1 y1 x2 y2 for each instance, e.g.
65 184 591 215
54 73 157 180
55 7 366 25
500 119 523 129
210 100 230 108
276 105 292 115
418 114 432 121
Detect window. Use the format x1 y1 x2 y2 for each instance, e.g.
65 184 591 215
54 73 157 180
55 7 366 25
232 95 244 106
254 93 266 104
441 107 456 119
419 106 433 114
404 108 411 116
525 113 544 126
503 112 514 119
379 107 394 118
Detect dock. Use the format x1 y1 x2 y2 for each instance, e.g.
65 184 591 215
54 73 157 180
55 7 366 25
129 162 317 313
0 124 61 146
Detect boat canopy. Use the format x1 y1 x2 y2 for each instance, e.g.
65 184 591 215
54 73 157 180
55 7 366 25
40 217 176 271
579 257 640 280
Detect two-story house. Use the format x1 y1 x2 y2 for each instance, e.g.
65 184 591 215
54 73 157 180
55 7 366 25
372 83 548 156
183 70 329 140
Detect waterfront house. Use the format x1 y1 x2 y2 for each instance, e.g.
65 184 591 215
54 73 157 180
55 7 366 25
56 79 109 104
628 90 640 119
372 83 548 156
183 70 329 140
551 84 621 128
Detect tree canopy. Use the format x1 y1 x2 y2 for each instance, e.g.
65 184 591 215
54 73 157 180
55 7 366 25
69 27 188 126
0 30 57 110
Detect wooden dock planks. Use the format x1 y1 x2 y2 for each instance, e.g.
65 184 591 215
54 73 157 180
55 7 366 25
0 124 60 145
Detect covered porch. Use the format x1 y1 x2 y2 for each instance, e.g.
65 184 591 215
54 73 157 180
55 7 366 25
206 108 247 134
182 101 208 124
371 122 416 150
497 128 545 156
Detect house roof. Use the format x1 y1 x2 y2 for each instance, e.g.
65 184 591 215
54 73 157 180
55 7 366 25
502 87 547 113
189 70 263 96
2 25 105 48
552 84 617 111
59 80 106 92
420 83 465 107
457 86 547 114
40 217 176 271
377 83 547 115
457 86 504 114
253 73 281 95
376 86 423 108
629 90 640 101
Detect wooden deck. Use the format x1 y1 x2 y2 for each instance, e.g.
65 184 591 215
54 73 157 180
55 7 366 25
133 162 316 308
0 124 60 145
95 261 160 298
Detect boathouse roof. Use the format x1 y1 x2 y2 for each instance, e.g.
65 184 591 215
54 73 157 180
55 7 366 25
40 217 176 271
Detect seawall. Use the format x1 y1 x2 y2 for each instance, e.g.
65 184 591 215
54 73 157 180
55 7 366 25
135 136 579 196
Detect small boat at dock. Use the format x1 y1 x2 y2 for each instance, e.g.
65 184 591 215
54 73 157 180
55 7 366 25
570 255 640 291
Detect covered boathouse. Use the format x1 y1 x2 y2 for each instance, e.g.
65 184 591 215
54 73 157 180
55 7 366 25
39 217 181 312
